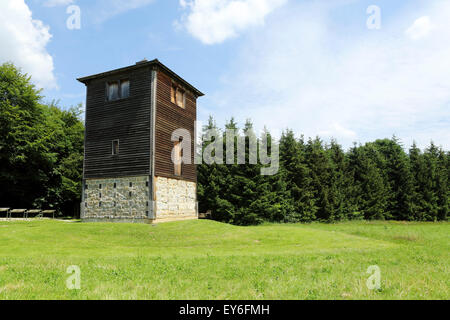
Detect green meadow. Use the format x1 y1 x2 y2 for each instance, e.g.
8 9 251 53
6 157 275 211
0 219 448 300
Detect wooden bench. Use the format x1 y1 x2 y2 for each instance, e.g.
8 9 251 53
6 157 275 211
0 208 10 218
10 209 27 218
199 211 212 219
26 209 42 218
41 210 56 219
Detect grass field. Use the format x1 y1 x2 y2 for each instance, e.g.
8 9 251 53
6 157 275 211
0 219 448 300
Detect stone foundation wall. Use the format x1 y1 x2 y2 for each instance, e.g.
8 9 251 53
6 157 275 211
81 176 197 222
82 176 150 220
155 177 197 220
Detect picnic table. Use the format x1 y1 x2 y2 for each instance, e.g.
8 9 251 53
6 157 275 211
41 210 56 219
26 209 42 218
0 208 56 219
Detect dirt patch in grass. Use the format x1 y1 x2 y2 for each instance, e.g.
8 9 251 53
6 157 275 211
0 282 25 293
392 234 421 242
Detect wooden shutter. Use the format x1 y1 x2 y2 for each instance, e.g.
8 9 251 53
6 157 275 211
171 85 176 104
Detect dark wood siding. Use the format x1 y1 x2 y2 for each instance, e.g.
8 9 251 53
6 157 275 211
84 67 151 179
154 71 197 182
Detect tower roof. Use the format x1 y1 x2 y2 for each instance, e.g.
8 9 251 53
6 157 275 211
77 59 204 97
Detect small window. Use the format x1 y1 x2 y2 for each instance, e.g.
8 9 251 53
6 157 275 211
171 83 185 108
112 140 119 155
121 80 130 99
174 140 182 176
107 82 119 101
99 184 102 189
114 183 117 188
107 79 130 101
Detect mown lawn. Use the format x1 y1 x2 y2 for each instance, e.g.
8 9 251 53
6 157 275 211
0 219 448 299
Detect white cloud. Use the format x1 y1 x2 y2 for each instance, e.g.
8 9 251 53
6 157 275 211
0 0 56 89
203 0 450 150
43 0 74 7
177 0 288 45
405 16 434 40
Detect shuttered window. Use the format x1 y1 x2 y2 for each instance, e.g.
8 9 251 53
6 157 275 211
171 83 185 108
171 85 176 104
176 88 185 108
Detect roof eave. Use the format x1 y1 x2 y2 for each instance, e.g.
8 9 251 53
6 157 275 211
77 59 204 97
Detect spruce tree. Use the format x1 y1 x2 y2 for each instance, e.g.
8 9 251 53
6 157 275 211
409 142 427 220
436 147 448 220
304 137 335 221
422 142 441 221
326 139 351 221
279 130 317 222
347 144 389 220
197 116 231 221
372 138 414 220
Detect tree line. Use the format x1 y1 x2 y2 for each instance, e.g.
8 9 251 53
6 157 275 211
1 63 448 222
198 116 449 225
0 63 84 216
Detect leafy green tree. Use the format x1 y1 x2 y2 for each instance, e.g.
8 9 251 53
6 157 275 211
0 63 84 215
35 102 84 215
0 62 53 209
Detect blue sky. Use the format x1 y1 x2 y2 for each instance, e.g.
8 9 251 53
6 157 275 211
2 0 449 150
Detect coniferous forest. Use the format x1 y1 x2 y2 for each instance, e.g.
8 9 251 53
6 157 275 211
198 116 449 225
1 63 449 223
